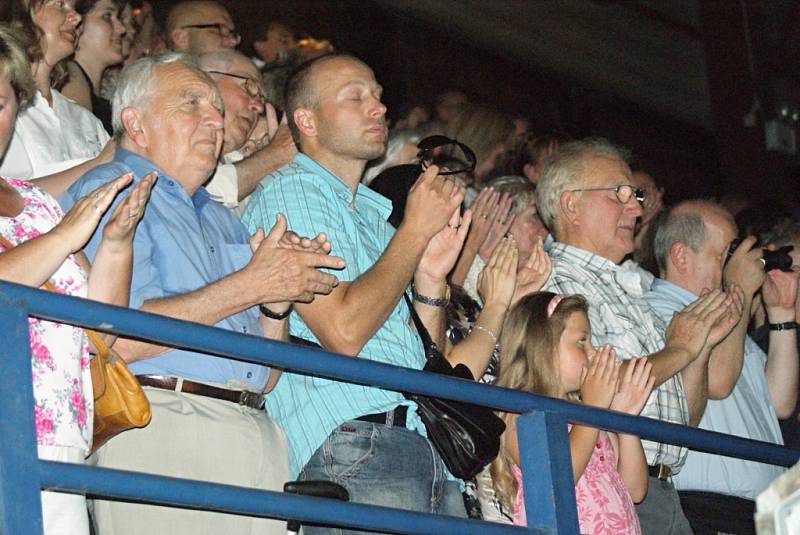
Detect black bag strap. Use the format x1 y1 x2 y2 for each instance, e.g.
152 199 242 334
403 291 438 358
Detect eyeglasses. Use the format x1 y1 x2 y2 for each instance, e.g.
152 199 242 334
181 23 241 45
206 70 264 102
416 135 477 176
567 184 645 204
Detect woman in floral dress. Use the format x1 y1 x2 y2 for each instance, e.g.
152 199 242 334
0 24 154 535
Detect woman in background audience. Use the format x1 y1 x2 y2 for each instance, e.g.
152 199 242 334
0 24 154 535
2 0 113 196
62 0 127 133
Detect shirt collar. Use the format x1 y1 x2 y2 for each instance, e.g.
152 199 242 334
294 152 393 221
549 241 619 272
114 147 211 209
651 278 697 304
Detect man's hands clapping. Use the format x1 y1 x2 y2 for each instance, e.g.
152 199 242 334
245 213 345 313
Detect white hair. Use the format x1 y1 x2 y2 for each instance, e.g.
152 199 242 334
111 52 197 139
362 129 421 185
535 137 630 234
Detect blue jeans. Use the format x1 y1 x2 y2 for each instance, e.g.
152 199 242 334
299 419 467 534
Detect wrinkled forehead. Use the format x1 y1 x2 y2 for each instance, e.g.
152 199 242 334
153 62 221 104
180 2 233 26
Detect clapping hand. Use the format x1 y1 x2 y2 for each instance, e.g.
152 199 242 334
609 357 654 416
512 236 551 304
580 345 620 409
416 208 472 283
476 236 518 309
102 172 157 246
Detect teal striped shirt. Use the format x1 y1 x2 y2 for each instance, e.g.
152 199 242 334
242 153 426 477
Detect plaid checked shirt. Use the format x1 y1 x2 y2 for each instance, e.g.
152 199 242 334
543 242 689 472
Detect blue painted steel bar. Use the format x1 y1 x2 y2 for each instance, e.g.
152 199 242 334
0 300 44 535
39 461 545 535
517 412 579 534
8 282 798 468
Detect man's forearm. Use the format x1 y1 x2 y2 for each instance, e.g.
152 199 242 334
234 145 294 202
766 327 799 418
680 350 711 426
707 298 751 399
113 271 258 362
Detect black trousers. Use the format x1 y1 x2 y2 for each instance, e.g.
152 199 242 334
678 490 756 535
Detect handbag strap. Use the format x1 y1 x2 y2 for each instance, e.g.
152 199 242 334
0 233 111 359
403 291 437 357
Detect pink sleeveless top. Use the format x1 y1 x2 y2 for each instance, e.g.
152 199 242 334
513 430 641 534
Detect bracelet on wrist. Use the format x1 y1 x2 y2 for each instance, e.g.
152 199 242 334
412 283 450 307
470 324 499 346
768 321 798 331
259 304 292 320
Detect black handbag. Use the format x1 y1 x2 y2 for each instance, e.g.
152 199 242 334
402 294 506 480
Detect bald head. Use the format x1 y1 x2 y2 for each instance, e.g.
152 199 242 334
199 50 264 153
166 1 238 54
654 199 737 293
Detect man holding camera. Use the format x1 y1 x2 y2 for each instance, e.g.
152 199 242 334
646 199 799 535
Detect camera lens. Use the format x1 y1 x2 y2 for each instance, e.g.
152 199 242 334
763 246 794 272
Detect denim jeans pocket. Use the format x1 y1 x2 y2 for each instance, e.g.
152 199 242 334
323 422 376 480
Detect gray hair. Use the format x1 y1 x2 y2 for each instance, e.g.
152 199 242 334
652 203 711 274
761 218 800 248
535 137 630 234
486 175 536 216
111 52 197 139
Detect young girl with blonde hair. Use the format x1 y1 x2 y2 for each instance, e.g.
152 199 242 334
492 292 654 534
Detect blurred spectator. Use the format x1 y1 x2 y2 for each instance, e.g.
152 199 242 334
1 0 113 195
392 102 430 131
62 0 128 133
505 132 568 185
435 89 468 125
165 0 238 53
250 20 295 67
631 169 665 276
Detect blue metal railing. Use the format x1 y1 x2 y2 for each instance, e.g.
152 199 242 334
0 280 797 535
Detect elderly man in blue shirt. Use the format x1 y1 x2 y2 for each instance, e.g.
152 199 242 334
242 53 476 531
645 199 798 535
61 52 344 535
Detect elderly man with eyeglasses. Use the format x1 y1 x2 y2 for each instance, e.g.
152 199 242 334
199 50 297 214
536 137 742 535
166 0 240 53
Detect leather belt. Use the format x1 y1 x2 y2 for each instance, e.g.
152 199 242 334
648 463 672 481
356 405 408 427
136 375 265 410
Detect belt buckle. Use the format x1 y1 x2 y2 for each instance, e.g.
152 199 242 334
238 390 264 409
658 464 670 480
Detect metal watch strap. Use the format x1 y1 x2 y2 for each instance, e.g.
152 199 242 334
412 284 450 307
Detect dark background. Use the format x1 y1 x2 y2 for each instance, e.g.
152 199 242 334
212 0 799 209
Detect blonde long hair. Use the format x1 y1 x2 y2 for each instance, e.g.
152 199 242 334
490 291 588 513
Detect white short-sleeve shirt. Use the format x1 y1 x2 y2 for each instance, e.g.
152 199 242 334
0 89 109 180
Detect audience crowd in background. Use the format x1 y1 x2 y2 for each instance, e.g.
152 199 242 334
1 1 799 534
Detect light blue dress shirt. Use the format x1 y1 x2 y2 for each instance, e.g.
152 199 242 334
645 278 784 499
60 148 268 391
242 153 426 477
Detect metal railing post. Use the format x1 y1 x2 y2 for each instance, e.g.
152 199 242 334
517 411 579 534
0 299 43 535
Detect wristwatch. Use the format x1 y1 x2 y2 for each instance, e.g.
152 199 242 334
768 321 798 331
259 304 292 320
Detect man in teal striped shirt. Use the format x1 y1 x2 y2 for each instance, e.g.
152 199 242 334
242 53 471 531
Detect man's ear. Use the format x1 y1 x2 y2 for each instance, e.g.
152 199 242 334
293 107 317 138
669 242 689 274
169 28 189 52
121 107 147 148
559 190 580 226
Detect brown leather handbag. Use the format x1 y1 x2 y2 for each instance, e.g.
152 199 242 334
84 328 151 452
0 234 151 452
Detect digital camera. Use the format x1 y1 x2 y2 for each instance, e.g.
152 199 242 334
727 238 794 272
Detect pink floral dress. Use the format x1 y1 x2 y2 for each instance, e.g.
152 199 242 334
0 179 92 452
513 429 641 535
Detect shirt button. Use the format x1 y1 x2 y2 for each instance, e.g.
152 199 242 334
242 325 247 333
246 372 253 379
167 179 174 186
599 455 605 462
596 443 601 449
209 246 215 253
